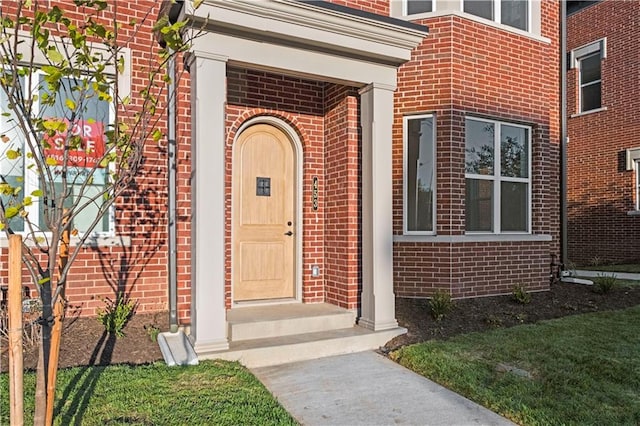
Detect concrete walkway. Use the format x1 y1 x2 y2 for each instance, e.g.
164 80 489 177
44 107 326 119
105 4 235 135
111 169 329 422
252 351 515 426
575 269 640 281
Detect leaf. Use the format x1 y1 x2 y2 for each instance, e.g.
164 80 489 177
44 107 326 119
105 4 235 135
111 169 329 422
152 129 163 142
46 48 64 63
71 228 78 236
193 0 204 8
1 134 9 143
45 157 58 166
22 196 32 206
31 189 43 197
5 206 19 219
65 98 76 110
0 223 4 230
6 149 20 159
38 276 51 285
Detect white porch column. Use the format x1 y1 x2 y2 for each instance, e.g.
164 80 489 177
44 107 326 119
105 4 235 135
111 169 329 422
189 53 229 352
359 83 398 331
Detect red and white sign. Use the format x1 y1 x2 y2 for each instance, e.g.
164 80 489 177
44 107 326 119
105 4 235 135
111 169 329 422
44 119 106 168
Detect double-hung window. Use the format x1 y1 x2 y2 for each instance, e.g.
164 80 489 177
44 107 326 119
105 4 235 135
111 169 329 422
463 0 529 31
636 160 640 211
0 72 113 236
404 0 433 15
465 117 531 233
571 39 606 114
404 114 436 234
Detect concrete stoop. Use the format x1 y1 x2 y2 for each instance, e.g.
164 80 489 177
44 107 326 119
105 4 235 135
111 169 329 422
195 303 405 368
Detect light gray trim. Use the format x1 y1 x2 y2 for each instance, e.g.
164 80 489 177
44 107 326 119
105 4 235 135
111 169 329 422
569 106 607 118
0 235 131 248
394 234 552 243
570 37 606 69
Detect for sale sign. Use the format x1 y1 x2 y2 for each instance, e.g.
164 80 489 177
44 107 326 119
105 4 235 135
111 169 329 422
44 119 106 168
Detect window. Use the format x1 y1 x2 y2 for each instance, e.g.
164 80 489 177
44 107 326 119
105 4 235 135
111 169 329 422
463 0 529 31
465 117 530 233
636 160 640 211
0 72 113 236
571 38 606 114
405 0 433 15
404 115 436 233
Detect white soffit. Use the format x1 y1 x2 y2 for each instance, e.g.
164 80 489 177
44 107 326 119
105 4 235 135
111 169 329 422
185 0 428 72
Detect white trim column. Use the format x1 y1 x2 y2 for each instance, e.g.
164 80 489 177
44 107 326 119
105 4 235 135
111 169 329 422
359 83 399 331
189 52 229 352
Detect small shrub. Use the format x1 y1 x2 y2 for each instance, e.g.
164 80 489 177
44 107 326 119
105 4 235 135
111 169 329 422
485 315 503 328
97 296 137 338
511 283 532 305
144 324 161 342
429 290 454 321
593 273 618 294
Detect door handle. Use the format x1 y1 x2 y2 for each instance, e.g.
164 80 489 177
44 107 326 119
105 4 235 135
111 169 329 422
284 231 294 236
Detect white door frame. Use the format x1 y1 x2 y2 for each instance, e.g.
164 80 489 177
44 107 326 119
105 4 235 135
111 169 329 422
232 116 304 306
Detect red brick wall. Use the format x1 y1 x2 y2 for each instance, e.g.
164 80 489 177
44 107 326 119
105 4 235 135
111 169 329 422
567 0 640 265
392 4 560 298
324 85 361 309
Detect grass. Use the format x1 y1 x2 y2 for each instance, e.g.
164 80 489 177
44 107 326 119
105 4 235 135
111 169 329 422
391 306 640 426
1 360 297 425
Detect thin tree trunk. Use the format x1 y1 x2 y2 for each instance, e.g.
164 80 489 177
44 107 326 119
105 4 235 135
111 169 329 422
8 234 24 426
33 343 46 426
45 221 69 425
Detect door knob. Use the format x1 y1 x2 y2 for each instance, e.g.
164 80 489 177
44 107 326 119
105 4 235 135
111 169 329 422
284 231 294 236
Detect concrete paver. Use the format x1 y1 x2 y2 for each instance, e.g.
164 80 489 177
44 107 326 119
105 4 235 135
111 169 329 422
252 351 515 426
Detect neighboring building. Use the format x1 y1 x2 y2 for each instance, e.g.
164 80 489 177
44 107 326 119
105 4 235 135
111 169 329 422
1 1 560 360
566 0 640 265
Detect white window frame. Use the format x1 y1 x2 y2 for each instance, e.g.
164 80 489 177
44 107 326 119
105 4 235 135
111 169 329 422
461 0 531 32
571 38 606 115
403 0 435 16
636 160 640 211
1 69 117 238
403 114 437 235
465 116 532 234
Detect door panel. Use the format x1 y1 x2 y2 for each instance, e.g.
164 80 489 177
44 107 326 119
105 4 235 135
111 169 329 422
233 124 295 302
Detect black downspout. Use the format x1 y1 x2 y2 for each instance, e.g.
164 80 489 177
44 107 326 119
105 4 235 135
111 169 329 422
168 51 178 333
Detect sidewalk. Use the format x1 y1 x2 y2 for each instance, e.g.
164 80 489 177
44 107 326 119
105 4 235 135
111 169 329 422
252 351 515 426
574 270 640 281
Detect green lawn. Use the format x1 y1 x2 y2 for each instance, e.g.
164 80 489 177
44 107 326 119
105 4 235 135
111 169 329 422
391 306 640 426
1 360 297 425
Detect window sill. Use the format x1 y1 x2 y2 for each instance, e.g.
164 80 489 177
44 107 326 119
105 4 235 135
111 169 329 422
392 11 550 44
570 107 607 118
627 210 640 217
394 234 552 243
0 235 131 248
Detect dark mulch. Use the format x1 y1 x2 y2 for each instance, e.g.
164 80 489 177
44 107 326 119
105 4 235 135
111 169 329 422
384 281 640 351
2 281 640 372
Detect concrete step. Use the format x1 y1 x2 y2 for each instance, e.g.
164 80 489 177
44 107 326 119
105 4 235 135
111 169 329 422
227 303 356 341
198 325 406 368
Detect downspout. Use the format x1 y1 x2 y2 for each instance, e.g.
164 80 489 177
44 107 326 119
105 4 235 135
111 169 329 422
168 49 178 333
560 0 568 266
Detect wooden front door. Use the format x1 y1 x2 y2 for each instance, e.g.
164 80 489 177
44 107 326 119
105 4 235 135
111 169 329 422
233 124 296 302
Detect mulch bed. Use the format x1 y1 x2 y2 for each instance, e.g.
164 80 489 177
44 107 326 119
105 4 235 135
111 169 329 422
2 281 640 372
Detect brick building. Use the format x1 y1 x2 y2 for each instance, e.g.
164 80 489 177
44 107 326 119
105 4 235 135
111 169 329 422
566 0 640 266
1 0 560 361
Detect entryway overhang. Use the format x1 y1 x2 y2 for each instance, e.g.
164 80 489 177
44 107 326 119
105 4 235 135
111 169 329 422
177 0 429 353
